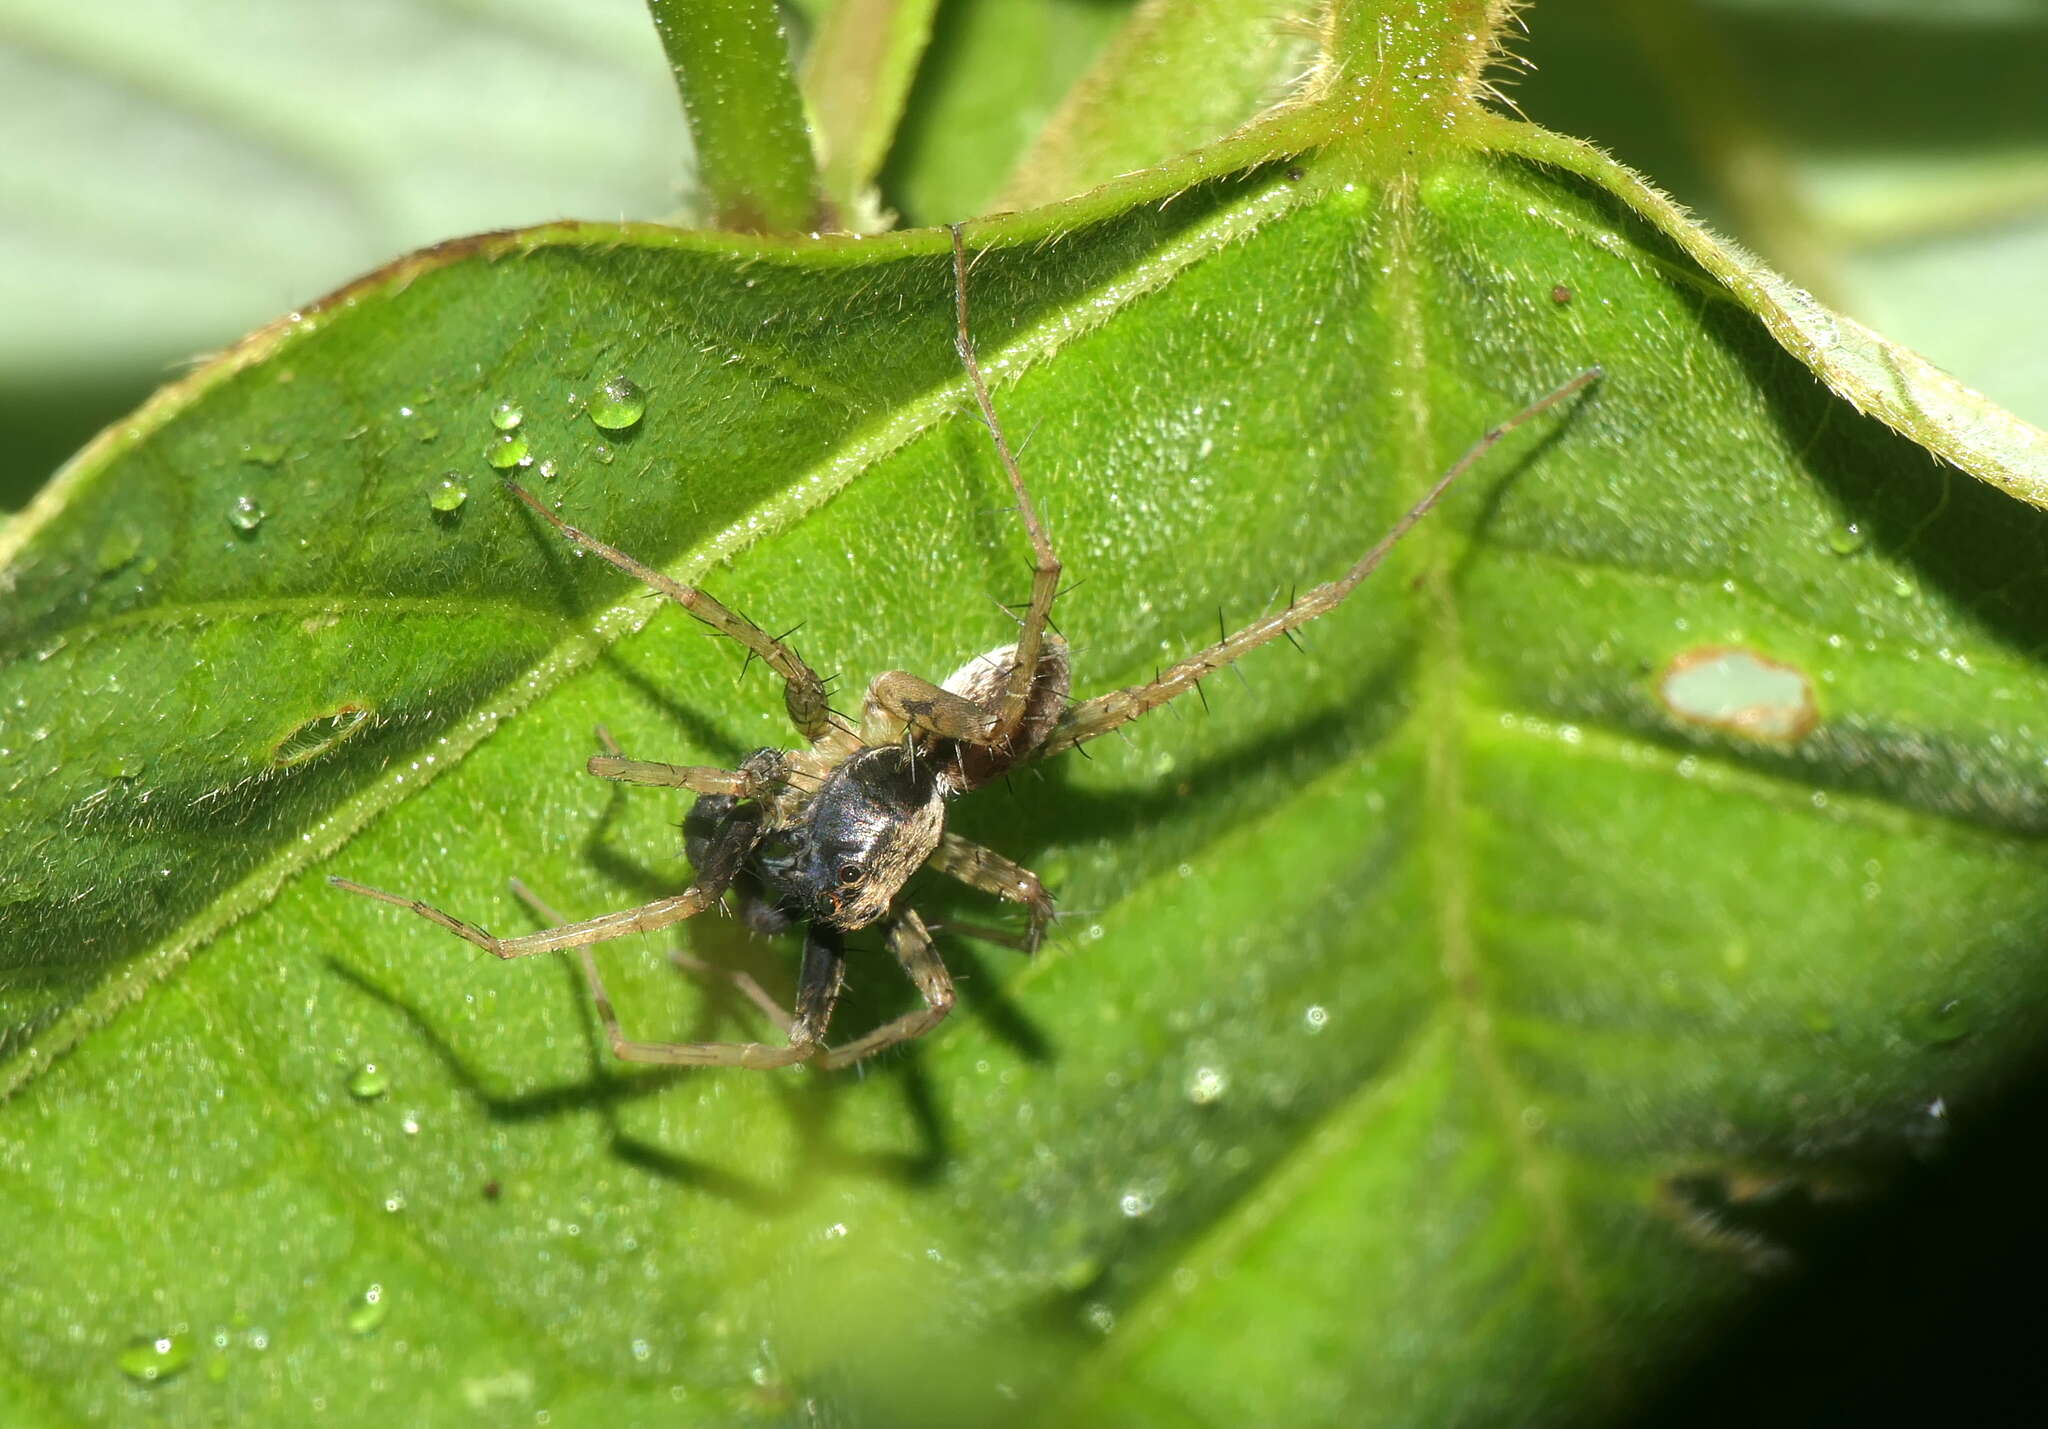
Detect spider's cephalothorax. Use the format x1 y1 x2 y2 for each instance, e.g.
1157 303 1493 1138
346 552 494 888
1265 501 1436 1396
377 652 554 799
331 225 1600 1070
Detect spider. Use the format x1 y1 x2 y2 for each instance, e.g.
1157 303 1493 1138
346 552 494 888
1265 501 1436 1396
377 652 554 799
332 226 1600 1070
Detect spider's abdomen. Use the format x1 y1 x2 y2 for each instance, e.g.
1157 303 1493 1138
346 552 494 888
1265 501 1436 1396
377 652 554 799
938 635 1071 790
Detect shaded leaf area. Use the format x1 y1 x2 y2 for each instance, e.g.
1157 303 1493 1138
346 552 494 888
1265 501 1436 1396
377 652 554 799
0 185 1255 1058
5 146 2048 1428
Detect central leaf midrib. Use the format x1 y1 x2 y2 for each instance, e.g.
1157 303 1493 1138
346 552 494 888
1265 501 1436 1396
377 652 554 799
1387 175 1602 1346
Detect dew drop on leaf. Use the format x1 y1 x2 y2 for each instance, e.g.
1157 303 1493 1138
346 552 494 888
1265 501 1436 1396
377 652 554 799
490 400 524 431
95 526 143 575
117 1334 192 1384
587 375 647 431
1184 1066 1229 1105
226 495 266 532
348 1062 389 1100
1826 522 1867 556
487 434 531 470
1910 997 1972 1047
345 1284 387 1336
429 475 469 513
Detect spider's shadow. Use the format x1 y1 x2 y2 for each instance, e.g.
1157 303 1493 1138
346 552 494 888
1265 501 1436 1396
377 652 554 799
330 954 951 1204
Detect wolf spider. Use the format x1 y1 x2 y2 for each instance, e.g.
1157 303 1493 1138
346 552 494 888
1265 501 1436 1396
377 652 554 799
332 226 1600 1069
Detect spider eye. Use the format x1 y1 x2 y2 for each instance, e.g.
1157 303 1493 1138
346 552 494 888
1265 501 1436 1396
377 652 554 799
836 862 865 887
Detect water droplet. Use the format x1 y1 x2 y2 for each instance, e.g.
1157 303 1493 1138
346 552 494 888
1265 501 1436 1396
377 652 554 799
631 1338 651 1362
96 526 143 574
429 475 469 512
118 1334 193 1384
346 1284 387 1336
239 440 286 467
226 495 266 532
1911 997 1972 1047
487 433 531 469
1184 1066 1228 1105
1303 1004 1329 1033
1082 1303 1115 1335
593 443 615 465
1052 1255 1102 1293
490 400 524 431
348 1063 389 1100
1117 1188 1154 1218
98 755 141 780
537 459 558 480
1827 522 1867 556
587 376 646 432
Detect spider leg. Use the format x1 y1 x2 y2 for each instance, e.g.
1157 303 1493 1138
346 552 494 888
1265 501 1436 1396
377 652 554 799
787 922 848 1049
586 755 754 796
815 909 954 1068
1037 366 1603 756
502 479 836 744
669 951 794 1032
950 225 1062 751
861 670 997 745
498 880 804 1068
557 923 842 1068
327 801 765 960
930 832 1054 952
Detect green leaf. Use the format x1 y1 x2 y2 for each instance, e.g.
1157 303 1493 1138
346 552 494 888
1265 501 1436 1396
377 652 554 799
7 3 2048 1425
876 0 1135 223
994 0 1320 212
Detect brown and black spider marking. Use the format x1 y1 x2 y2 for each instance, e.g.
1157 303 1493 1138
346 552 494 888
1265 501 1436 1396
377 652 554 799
331 226 1601 1069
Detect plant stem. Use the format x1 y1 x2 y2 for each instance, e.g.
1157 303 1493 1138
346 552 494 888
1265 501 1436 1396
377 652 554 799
646 0 825 234
801 0 939 224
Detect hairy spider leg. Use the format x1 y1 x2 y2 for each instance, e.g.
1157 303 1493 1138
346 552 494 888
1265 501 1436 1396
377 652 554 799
585 756 755 796
329 798 766 960
501 479 843 747
814 909 955 1069
930 831 1055 952
840 231 1069 758
949 223 1063 751
506 871 815 1070
1037 366 1604 756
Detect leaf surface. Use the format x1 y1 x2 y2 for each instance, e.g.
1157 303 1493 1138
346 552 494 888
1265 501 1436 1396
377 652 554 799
5 7 2048 1426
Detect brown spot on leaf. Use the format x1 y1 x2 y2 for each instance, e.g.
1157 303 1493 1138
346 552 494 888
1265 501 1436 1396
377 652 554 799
1657 646 1818 742
1550 284 1573 305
